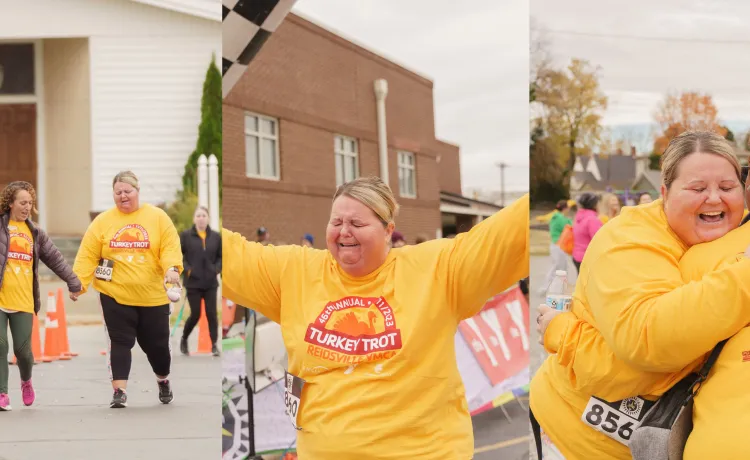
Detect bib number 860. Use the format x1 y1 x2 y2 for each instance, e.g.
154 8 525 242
584 403 634 441
284 392 298 419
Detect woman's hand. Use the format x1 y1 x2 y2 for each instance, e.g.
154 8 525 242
164 269 180 287
536 304 563 346
69 290 83 302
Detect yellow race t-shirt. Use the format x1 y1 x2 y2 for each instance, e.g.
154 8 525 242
222 194 529 460
531 199 750 459
73 204 183 307
0 220 34 313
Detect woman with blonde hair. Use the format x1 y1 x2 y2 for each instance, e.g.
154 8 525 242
179 205 221 357
598 192 621 223
531 131 750 459
72 171 183 408
222 176 529 459
0 181 82 411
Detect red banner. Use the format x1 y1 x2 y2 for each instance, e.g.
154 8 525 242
458 286 530 385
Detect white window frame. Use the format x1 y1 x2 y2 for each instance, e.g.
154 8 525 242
334 134 359 186
244 112 280 181
398 151 417 198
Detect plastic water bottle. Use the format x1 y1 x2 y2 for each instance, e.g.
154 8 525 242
546 270 572 312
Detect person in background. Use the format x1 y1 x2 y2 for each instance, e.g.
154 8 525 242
0 181 82 411
638 192 653 205
256 227 270 245
540 200 572 293
391 231 406 248
301 233 314 248
572 193 603 273
415 233 429 244
179 206 222 357
72 171 183 409
222 176 529 458
599 193 621 223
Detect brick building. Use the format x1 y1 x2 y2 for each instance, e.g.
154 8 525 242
223 13 497 246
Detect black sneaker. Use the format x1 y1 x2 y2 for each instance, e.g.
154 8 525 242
110 388 127 408
157 379 173 404
211 344 220 357
180 337 189 356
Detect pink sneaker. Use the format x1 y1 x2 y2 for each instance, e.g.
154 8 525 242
0 393 11 411
21 380 35 406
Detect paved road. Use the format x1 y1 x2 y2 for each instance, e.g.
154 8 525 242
1 326 221 460
473 399 530 460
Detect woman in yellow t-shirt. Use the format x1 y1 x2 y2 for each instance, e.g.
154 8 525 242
72 171 183 409
531 131 750 459
0 181 82 411
222 176 529 460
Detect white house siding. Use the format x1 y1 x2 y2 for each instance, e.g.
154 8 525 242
90 32 219 211
88 3 220 211
0 0 221 213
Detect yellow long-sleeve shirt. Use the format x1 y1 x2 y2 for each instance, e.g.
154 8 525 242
73 204 183 306
678 222 750 459
531 199 750 459
222 194 529 460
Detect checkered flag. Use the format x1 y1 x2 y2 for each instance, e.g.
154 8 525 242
222 0 298 98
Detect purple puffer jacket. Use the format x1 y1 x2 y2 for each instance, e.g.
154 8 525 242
0 213 82 314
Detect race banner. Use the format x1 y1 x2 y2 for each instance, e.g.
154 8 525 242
458 286 530 386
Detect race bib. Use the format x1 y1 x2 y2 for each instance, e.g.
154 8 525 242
95 259 114 282
581 396 655 445
284 372 305 430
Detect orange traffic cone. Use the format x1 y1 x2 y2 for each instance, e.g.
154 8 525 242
30 313 43 363
196 299 212 354
221 298 234 338
221 298 233 329
42 291 68 362
56 288 77 358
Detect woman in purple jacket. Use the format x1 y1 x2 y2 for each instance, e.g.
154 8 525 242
572 192 604 272
0 182 82 411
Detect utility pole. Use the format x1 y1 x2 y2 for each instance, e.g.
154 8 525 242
496 162 507 207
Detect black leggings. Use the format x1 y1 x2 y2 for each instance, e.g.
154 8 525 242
101 294 171 381
182 287 218 345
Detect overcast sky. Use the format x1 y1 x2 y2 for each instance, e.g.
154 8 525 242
532 0 750 131
293 0 529 194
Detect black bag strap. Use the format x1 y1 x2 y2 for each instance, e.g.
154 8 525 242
530 409 544 460
688 339 728 398
698 339 728 377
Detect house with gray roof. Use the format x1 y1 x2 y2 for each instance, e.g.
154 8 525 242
570 151 650 197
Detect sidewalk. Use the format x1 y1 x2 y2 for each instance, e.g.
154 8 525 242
1 326 220 460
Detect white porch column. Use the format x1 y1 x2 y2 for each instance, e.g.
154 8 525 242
208 154 219 230
197 154 208 209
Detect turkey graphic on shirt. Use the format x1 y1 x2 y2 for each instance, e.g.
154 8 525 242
109 224 150 250
7 232 33 264
304 296 403 365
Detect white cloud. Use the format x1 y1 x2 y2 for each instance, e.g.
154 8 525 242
533 0 750 127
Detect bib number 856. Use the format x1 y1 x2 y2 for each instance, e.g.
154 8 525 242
584 403 634 441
